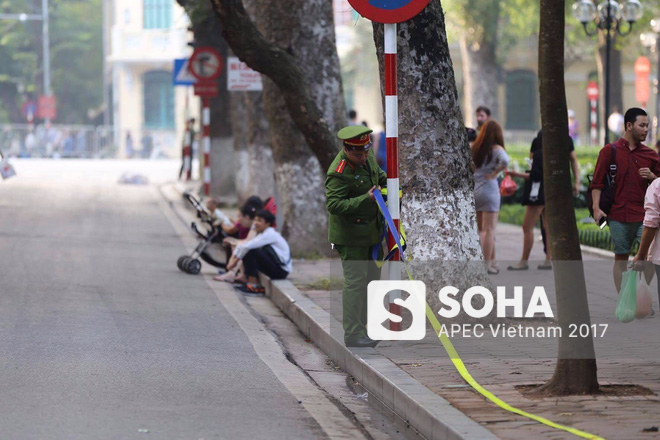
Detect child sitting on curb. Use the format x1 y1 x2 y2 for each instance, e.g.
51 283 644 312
230 209 291 296
213 204 259 283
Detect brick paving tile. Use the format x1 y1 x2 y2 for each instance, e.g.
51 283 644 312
293 223 660 439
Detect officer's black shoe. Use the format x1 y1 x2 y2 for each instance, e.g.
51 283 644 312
346 337 379 348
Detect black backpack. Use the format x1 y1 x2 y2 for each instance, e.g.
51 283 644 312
586 144 616 217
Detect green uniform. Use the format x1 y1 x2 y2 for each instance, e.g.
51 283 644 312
325 149 387 343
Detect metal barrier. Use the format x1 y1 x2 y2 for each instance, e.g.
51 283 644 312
0 124 118 158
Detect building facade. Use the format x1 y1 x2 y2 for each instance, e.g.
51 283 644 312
107 0 195 158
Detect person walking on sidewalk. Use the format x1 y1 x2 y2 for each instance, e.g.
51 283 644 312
507 130 580 271
326 125 387 349
632 177 660 303
591 108 660 291
472 120 510 274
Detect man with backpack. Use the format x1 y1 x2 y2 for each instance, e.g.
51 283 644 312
590 108 660 291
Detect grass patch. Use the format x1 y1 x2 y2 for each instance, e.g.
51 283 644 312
305 277 344 291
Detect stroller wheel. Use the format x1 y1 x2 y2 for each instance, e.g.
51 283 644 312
177 256 188 270
186 258 202 275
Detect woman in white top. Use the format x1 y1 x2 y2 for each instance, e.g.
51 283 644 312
230 209 292 296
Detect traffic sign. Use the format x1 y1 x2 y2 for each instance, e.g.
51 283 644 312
173 58 197 86
37 95 56 120
194 82 219 98
347 0 431 23
189 47 224 82
586 81 599 101
21 100 37 121
227 57 263 91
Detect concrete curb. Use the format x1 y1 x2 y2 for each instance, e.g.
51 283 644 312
260 276 499 440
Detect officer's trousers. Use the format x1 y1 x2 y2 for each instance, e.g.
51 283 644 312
335 245 382 344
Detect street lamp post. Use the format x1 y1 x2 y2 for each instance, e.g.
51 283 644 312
573 0 643 144
0 0 51 126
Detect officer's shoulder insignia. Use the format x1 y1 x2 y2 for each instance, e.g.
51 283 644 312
335 159 347 174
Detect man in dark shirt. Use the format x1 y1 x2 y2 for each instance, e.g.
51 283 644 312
591 108 660 291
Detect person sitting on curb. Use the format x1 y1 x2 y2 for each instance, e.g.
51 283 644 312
230 209 292 296
214 204 259 283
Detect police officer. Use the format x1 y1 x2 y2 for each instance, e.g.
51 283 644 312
326 126 387 348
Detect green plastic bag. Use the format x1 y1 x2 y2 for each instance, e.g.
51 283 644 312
615 270 637 323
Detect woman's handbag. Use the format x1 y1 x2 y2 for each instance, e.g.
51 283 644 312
499 174 517 197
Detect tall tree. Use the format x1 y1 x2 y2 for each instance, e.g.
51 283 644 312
209 0 341 173
231 91 274 202
230 0 274 204
0 0 103 124
177 0 235 195
444 0 539 127
538 0 599 394
209 0 346 256
371 2 490 312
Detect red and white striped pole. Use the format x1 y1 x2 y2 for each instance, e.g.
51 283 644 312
385 23 401 332
202 98 211 195
590 99 598 145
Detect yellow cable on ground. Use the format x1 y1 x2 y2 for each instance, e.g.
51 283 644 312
376 192 605 439
423 304 605 440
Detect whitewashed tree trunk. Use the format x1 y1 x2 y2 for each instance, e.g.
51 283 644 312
231 91 274 203
231 91 251 200
373 2 489 313
244 92 275 201
254 0 345 257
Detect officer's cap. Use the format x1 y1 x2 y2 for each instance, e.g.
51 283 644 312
338 126 373 151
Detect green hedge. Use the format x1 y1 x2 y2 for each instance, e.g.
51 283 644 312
499 205 637 253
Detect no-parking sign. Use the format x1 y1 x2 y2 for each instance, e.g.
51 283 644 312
347 0 430 23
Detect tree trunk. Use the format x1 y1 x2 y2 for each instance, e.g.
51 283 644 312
177 0 235 196
209 0 342 172
249 0 344 257
538 0 599 395
457 0 500 127
372 2 490 314
231 91 275 203
0 83 23 123
231 92 250 200
244 92 274 201
597 32 624 139
459 35 499 127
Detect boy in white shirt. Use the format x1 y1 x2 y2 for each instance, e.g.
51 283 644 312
231 210 292 296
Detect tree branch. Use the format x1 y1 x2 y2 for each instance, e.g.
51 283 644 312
208 0 340 171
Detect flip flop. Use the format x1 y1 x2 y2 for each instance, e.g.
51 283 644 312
214 273 236 282
507 265 529 271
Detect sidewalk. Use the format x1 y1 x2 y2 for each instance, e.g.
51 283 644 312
284 223 660 440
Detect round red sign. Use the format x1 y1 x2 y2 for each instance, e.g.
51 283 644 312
586 81 599 101
347 0 431 24
189 47 224 82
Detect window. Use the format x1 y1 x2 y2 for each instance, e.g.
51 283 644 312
143 0 172 29
143 71 174 130
505 70 539 130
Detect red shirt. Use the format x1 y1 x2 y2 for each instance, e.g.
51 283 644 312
590 138 660 223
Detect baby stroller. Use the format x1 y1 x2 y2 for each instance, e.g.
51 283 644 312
177 192 229 275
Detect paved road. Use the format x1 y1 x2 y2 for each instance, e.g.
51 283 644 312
0 160 332 439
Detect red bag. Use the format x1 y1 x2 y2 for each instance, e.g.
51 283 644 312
499 174 517 197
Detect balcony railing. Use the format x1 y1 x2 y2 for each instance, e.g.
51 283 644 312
109 27 187 63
